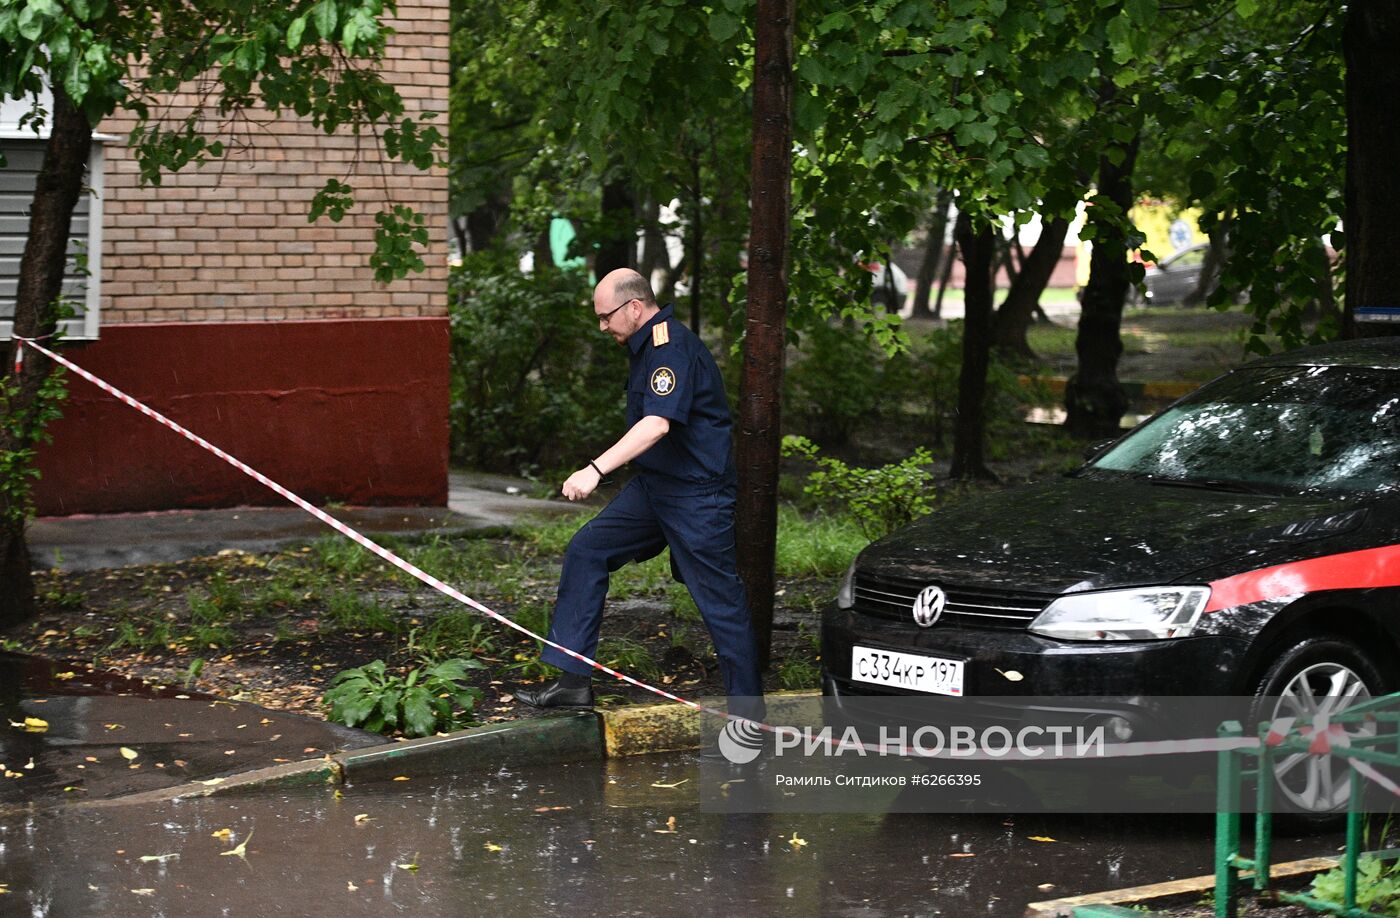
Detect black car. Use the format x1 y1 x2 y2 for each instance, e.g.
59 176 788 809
822 337 1400 813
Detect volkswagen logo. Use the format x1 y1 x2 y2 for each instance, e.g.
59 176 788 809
912 585 947 628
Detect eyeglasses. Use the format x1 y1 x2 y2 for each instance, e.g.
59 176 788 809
596 297 636 326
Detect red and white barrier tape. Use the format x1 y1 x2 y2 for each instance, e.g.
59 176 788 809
15 336 724 720
18 335 1400 777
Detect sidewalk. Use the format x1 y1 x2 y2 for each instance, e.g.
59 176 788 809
8 471 577 807
28 470 573 572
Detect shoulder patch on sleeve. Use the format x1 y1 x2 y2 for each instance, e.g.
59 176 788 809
651 321 670 348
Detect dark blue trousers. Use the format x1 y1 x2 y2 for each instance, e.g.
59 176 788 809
541 475 764 711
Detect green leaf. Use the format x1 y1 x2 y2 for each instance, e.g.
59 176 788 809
17 5 43 41
313 0 338 39
708 11 739 43
817 11 853 35
1235 0 1259 17
287 16 307 49
401 686 437 737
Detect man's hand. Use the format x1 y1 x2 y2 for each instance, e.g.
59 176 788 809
562 465 602 501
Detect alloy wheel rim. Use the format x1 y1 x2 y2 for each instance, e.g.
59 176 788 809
1269 661 1374 813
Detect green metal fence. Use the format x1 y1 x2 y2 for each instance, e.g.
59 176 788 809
1214 693 1400 918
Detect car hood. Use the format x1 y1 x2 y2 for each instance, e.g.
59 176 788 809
858 476 1367 594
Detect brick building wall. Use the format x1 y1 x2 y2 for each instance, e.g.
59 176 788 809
97 1 449 323
33 1 453 516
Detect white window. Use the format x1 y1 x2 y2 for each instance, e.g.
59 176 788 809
1 92 106 341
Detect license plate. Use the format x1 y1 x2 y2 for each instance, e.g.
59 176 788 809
851 645 965 696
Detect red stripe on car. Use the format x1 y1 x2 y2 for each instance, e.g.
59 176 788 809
1205 544 1400 613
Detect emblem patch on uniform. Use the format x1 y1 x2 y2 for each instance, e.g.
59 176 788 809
652 322 670 347
650 367 676 396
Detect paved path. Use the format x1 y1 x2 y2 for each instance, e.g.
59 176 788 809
29 470 573 572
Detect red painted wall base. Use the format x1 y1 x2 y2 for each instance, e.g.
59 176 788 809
33 318 450 516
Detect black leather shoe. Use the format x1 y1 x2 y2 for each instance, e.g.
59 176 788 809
516 678 594 708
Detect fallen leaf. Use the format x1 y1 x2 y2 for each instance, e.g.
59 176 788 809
55 672 76 681
483 842 503 852
396 853 420 872
533 806 571 813
347 881 358 892
654 816 679 835
130 889 155 897
17 718 48 733
1038 884 1055 891
787 832 807 848
84 756 98 763
138 854 179 863
392 776 410 782
119 747 139 762
196 778 224 786
650 779 689 789
219 829 253 858
211 829 233 840
103 723 124 731
1027 836 1057 843
950 853 976 858
354 814 371 825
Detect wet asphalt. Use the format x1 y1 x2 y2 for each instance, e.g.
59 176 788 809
14 474 1341 914
0 752 1338 917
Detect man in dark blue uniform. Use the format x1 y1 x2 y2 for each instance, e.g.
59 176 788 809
516 269 764 720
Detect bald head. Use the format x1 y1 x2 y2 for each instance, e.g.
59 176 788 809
593 268 659 344
596 268 656 308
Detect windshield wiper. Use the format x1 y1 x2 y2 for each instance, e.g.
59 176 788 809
1140 475 1270 495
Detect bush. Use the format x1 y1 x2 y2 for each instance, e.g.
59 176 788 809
784 318 886 445
881 321 1043 454
1310 854 1400 916
323 658 485 738
781 436 934 541
450 253 623 476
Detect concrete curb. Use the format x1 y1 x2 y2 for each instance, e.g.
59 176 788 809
69 693 826 808
1019 375 1198 402
69 711 602 809
598 690 821 757
1023 855 1340 917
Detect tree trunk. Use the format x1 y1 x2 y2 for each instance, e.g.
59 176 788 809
465 191 510 253
933 237 956 320
908 194 951 320
992 216 1070 359
1343 3 1400 338
688 157 705 334
595 177 636 277
736 0 794 671
1184 211 1231 308
1 87 93 627
949 212 997 481
638 197 663 282
1065 136 1140 438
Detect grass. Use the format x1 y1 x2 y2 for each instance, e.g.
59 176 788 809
1027 323 1148 360
407 610 499 663
774 504 870 579
598 636 661 680
322 590 401 634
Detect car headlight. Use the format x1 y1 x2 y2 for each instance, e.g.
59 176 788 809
836 560 858 610
1028 587 1210 641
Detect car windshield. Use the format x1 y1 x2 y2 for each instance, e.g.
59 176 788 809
1088 365 1400 495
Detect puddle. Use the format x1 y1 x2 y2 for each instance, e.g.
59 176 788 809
0 753 1338 916
0 653 378 806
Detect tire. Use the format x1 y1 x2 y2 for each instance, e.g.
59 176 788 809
1250 636 1389 820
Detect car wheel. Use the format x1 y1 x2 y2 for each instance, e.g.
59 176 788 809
1250 636 1387 817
